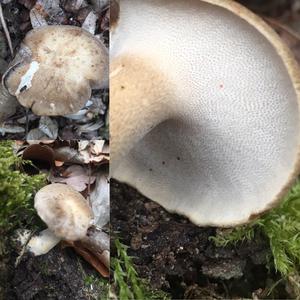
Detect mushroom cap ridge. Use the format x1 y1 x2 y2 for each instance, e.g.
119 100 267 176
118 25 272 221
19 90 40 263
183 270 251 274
5 25 108 116
111 0 300 227
34 183 93 240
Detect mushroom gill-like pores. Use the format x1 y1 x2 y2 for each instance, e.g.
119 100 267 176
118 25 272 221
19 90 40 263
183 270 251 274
111 0 300 227
3 25 108 116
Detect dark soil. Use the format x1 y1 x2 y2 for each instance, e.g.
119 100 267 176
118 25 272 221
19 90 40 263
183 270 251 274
111 180 289 299
0 238 108 300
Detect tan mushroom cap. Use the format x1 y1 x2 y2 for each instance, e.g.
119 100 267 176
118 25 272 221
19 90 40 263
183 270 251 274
5 25 108 116
111 0 300 226
34 183 93 240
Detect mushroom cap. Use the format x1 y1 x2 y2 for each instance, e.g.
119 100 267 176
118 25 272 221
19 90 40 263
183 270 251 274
111 0 300 226
34 183 93 240
5 25 108 116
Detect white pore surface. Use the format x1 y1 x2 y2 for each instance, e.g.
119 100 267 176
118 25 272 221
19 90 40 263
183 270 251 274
111 0 300 226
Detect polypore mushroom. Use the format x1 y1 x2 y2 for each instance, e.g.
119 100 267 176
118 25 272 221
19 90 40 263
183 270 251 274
28 183 92 256
3 25 108 116
34 183 92 241
29 183 110 271
111 0 300 226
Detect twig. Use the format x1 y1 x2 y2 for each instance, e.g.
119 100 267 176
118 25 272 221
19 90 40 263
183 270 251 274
0 3 14 57
25 108 29 137
87 141 92 207
15 230 36 267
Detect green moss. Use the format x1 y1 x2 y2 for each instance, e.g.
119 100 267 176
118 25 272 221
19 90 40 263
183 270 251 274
211 179 300 276
112 239 170 300
84 275 109 300
0 141 46 233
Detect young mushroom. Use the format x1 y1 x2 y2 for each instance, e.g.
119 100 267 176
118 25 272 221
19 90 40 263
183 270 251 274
3 25 108 116
34 183 92 241
111 0 300 226
28 183 109 271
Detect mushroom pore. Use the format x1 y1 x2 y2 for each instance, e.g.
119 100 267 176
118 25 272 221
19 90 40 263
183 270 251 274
111 0 300 226
4 25 108 116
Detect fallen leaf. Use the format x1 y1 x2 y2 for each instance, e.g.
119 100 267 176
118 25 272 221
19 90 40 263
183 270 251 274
90 174 109 227
0 124 25 136
82 11 97 34
91 140 105 155
63 241 109 278
26 128 55 144
30 6 48 28
22 144 55 173
50 165 96 192
90 0 109 12
77 121 103 133
39 116 58 139
0 85 18 123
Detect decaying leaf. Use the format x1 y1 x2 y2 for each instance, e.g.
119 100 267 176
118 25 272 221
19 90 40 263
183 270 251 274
50 165 96 192
77 121 103 134
91 140 105 155
0 124 25 136
30 6 48 28
39 116 58 140
90 174 109 227
0 85 18 123
90 0 109 12
30 0 65 28
82 11 97 34
64 240 109 277
63 0 86 13
26 128 55 143
22 143 55 170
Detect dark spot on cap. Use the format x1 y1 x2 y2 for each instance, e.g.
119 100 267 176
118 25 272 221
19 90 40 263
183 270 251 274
149 168 153 172
69 28 82 36
162 161 165 165
121 86 125 90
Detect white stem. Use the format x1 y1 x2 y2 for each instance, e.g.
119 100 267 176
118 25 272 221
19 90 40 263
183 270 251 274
27 228 61 256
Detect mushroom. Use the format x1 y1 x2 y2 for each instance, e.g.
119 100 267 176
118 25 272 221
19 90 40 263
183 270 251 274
34 183 92 241
110 0 300 226
3 25 108 116
28 183 109 269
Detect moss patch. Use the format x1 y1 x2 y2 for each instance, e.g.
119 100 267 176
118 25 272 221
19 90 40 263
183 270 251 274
0 141 46 233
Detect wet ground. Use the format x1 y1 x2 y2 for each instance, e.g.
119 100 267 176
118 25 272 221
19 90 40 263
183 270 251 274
111 180 289 299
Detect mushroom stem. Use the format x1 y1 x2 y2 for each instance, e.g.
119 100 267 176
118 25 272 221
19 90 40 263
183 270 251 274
110 55 174 170
27 228 61 256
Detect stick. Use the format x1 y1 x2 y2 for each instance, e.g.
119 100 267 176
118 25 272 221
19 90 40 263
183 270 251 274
0 3 14 57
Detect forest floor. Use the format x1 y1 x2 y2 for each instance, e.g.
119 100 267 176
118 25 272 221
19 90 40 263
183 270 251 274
110 1 300 299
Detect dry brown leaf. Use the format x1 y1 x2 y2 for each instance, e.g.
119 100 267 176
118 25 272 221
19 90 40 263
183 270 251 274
50 165 96 192
63 241 109 278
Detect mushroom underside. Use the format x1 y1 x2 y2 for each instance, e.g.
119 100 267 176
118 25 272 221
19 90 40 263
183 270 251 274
111 0 300 226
